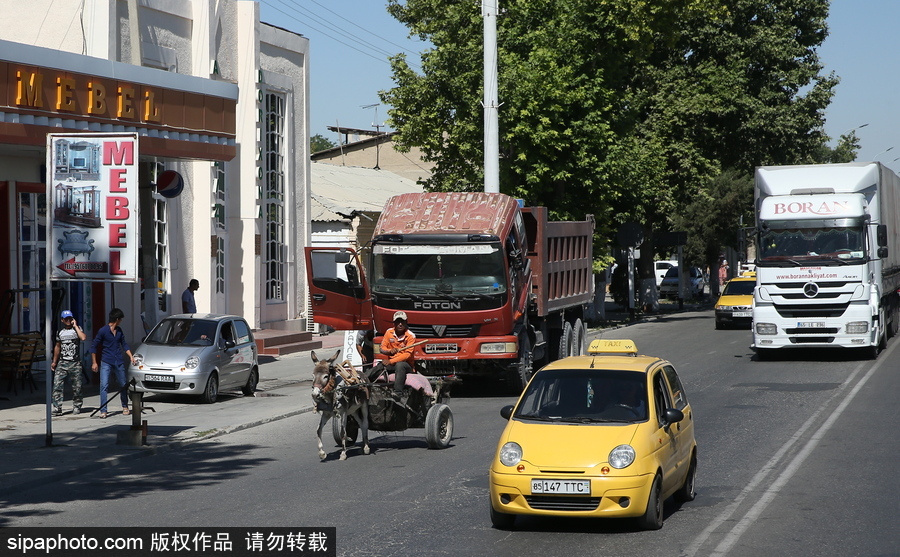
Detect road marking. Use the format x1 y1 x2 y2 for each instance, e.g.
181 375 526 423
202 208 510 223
683 342 892 556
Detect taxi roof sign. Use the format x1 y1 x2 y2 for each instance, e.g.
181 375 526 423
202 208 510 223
588 339 638 356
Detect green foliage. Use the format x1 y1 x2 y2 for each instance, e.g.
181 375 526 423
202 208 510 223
310 133 337 153
672 169 754 267
382 0 838 266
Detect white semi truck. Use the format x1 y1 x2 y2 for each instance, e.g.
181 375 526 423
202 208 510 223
752 162 900 359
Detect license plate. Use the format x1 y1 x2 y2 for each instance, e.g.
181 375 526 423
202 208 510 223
797 322 825 328
733 311 751 318
144 374 175 382
531 479 591 495
424 343 459 354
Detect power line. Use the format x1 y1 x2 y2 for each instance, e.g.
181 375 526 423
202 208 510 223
261 0 422 71
306 0 418 54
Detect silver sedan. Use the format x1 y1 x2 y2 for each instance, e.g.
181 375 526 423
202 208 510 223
128 314 259 403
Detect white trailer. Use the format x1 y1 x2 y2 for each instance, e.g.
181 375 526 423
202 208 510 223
752 162 900 359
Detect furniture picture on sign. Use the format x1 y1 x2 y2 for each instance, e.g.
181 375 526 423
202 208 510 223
57 229 95 259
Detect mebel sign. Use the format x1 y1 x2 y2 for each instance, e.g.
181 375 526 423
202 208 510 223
48 133 140 283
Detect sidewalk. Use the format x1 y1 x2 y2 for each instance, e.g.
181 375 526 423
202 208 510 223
0 296 707 497
0 331 346 497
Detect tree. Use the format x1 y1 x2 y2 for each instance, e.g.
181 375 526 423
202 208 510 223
672 169 754 267
382 0 839 269
310 133 337 153
381 0 713 238
621 0 838 276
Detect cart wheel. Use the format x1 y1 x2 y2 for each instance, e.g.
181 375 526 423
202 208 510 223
332 416 359 446
425 403 453 449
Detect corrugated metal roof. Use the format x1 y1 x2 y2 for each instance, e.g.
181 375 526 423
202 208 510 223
310 162 423 222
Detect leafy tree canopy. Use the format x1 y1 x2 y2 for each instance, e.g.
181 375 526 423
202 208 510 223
311 133 337 153
381 0 841 267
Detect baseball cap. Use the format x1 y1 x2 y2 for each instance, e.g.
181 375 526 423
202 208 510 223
392 311 408 322
60 310 74 319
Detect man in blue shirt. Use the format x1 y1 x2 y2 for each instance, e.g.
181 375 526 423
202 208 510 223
182 279 199 313
90 308 136 418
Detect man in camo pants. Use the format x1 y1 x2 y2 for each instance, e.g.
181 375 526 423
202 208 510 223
51 310 87 416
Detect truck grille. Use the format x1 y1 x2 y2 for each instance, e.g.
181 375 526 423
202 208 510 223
525 495 601 511
777 281 851 289
781 292 842 300
409 324 479 338
774 304 848 319
789 336 835 344
784 327 839 334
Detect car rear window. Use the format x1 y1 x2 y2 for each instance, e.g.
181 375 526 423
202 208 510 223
723 280 755 296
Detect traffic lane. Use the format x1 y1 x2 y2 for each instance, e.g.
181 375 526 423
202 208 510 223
0 395 715 557
591 311 882 554
717 339 900 557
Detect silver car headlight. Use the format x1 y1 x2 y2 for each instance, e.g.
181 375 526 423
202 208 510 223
132 353 144 366
609 444 635 469
499 442 523 467
185 355 200 369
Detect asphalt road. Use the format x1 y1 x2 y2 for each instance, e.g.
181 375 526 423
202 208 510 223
2 309 898 557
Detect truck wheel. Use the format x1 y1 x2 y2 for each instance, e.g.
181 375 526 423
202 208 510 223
572 319 586 356
557 321 573 360
425 404 453 449
508 333 533 394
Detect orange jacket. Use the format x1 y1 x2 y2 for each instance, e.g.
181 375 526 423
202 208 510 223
381 327 417 366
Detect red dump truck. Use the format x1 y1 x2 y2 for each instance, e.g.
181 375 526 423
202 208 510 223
305 192 594 391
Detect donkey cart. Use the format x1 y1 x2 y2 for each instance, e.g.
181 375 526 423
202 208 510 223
332 375 454 451
311 350 454 460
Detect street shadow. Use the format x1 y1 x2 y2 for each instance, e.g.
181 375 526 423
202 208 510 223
0 440 274 526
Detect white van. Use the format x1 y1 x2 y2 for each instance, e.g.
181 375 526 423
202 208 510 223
655 260 678 287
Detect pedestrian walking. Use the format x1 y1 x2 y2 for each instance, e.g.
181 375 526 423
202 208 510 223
90 308 137 419
50 310 87 416
182 278 199 313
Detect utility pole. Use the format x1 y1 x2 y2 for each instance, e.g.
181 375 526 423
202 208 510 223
362 103 383 170
482 0 500 193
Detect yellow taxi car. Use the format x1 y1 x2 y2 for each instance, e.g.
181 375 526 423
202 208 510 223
714 273 756 329
489 339 697 530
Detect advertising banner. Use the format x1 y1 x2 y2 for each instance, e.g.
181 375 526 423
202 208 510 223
47 133 140 283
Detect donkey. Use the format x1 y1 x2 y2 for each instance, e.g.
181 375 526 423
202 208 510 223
310 349 371 460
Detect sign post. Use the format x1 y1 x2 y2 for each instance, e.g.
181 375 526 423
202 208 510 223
45 133 140 445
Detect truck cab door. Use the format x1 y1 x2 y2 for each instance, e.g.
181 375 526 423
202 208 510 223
304 247 374 331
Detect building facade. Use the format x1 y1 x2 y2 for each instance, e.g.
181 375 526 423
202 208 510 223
0 0 311 347
312 127 434 184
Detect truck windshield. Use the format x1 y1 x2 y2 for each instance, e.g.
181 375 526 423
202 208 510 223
758 226 866 264
371 245 507 295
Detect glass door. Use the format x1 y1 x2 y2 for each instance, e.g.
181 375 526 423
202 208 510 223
18 191 47 333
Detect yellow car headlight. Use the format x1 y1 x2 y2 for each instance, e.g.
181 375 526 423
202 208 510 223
609 444 635 469
499 442 523 467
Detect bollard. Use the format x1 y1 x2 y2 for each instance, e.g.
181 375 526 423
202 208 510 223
116 389 145 446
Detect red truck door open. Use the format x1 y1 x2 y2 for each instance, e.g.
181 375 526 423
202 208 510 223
304 247 374 331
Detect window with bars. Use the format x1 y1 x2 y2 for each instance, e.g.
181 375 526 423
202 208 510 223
263 91 286 302
213 161 226 294
154 194 169 311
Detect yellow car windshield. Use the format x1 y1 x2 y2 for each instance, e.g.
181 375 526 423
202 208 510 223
515 369 647 423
